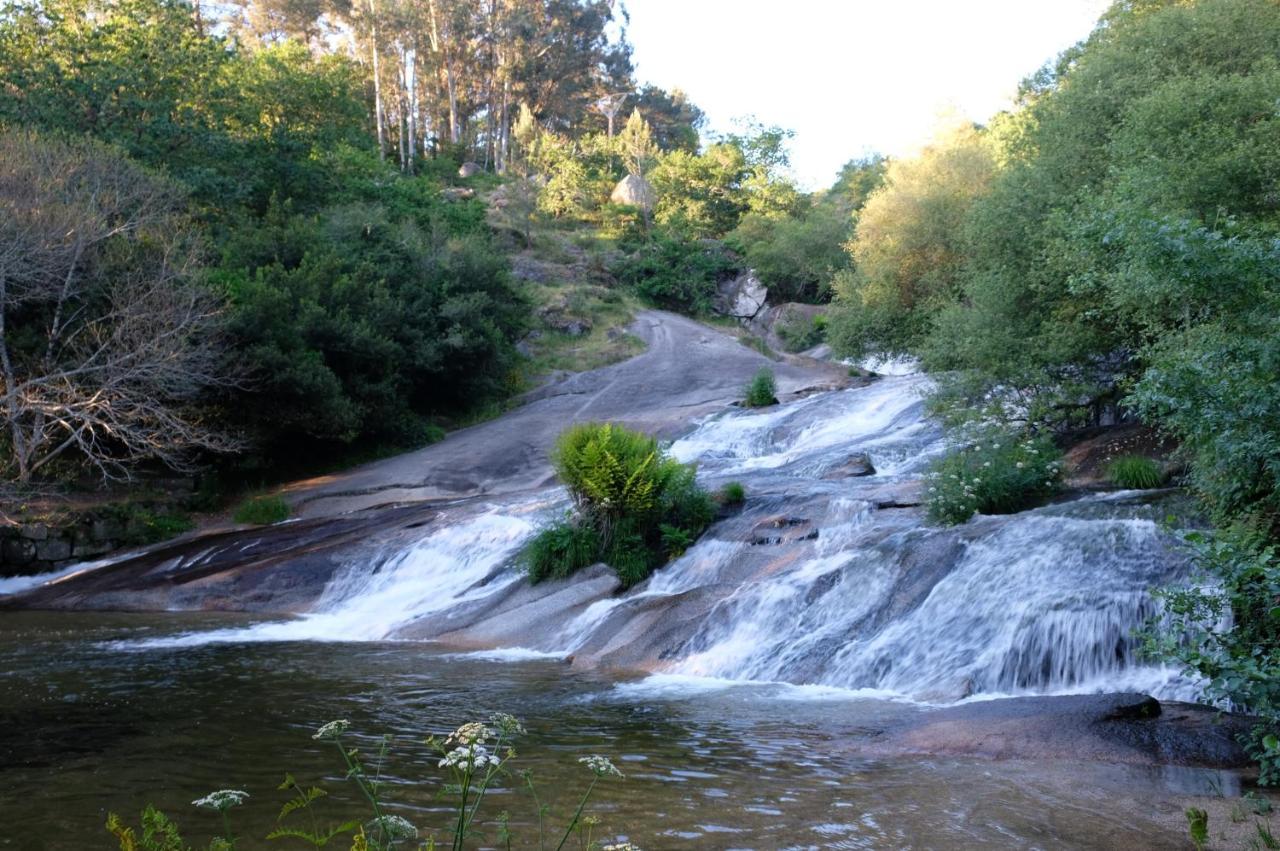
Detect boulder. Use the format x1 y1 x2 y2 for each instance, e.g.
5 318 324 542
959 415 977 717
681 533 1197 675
824 452 876 479
609 174 656 212
714 269 768 320
457 161 482 178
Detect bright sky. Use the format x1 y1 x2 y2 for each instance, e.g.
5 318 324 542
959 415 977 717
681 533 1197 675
625 0 1111 188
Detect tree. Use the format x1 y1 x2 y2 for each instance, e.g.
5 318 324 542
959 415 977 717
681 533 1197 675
619 108 655 180
829 120 995 355
0 130 237 483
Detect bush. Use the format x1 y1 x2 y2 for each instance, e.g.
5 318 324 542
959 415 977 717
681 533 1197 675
610 234 738 314
525 521 600 583
233 495 290 525
926 432 1063 525
1145 531 1280 784
719 481 746 505
527 422 714 587
744 368 778 408
776 312 828 353
1108 455 1165 489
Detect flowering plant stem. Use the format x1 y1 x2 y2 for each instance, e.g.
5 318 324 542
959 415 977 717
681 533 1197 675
553 776 599 851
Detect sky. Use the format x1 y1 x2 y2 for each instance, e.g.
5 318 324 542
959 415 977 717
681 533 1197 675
624 0 1112 188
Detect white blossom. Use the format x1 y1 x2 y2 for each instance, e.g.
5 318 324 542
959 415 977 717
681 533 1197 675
369 815 418 840
192 790 249 811
579 755 624 778
313 720 351 740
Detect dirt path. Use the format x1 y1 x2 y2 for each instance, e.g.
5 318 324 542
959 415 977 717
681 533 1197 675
282 309 848 518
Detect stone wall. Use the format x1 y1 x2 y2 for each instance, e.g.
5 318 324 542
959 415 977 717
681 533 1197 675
1 493 193 578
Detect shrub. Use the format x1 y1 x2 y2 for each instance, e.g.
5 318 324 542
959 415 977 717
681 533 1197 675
233 495 290 525
776 312 828 352
1108 455 1164 489
610 234 738 314
1145 531 1280 784
926 432 1063 525
744 368 778 408
719 481 746 505
526 521 600 583
527 422 714 587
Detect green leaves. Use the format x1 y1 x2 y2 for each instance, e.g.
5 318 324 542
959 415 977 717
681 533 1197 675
531 422 714 587
1185 807 1209 851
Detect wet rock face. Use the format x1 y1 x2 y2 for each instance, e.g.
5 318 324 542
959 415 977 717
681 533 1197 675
824 452 876 478
748 515 818 546
869 692 1253 770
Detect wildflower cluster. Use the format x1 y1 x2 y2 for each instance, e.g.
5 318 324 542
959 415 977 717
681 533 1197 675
312 719 351 740
926 431 1063 525
191 790 249 811
578 755 624 778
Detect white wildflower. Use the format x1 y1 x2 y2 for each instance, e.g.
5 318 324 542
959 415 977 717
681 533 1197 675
447 722 492 746
1016 462 1025 469
579 755 624 778
602 844 642 851
439 744 501 770
313 720 350 741
368 815 418 840
192 790 249 811
490 713 525 736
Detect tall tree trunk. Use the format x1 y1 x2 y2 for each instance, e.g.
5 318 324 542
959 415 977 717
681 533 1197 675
368 0 386 161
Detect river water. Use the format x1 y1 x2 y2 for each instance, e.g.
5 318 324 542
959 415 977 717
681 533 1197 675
0 611 1237 850
0 371 1254 848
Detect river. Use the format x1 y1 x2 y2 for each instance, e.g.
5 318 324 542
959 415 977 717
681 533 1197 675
0 368 1262 848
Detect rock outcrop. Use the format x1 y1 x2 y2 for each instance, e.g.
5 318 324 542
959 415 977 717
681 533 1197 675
714 269 768 320
609 174 656 211
457 161 482 178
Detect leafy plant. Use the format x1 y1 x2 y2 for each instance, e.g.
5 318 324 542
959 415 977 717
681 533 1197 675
743 368 778 408
926 432 1063 525
1145 530 1280 784
610 234 737 314
1186 807 1209 851
525 521 600 583
1107 455 1164 490
718 481 746 505
527 423 714 586
233 495 291 525
775 312 828 353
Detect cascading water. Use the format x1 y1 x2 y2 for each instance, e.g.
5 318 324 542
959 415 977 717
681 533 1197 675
115 370 1193 702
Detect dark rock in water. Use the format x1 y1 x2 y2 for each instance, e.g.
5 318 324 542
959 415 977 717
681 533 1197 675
748 515 817 545
825 452 875 478
869 692 1252 770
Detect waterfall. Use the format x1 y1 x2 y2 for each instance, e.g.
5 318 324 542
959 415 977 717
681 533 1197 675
118 371 1194 701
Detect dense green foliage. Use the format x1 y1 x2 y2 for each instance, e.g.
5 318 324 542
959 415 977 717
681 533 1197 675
926 433 1063 526
1107 456 1164 490
610 235 738 314
743 368 778 408
1145 532 1280 783
527 423 714 587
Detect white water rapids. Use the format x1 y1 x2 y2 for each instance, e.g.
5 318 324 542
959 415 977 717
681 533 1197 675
113 371 1195 702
